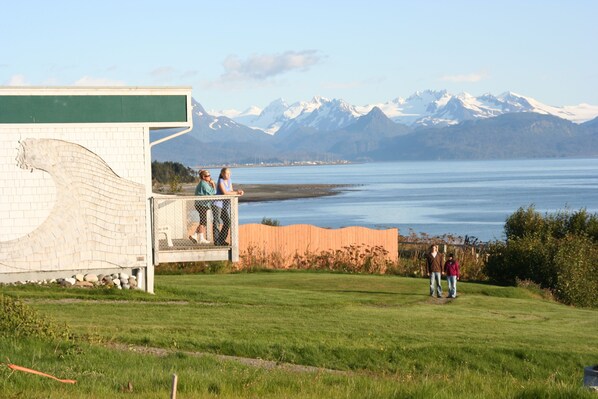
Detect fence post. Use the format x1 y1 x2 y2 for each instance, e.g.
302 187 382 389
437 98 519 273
230 196 239 262
171 373 178 399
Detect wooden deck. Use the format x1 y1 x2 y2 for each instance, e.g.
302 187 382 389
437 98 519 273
156 239 232 263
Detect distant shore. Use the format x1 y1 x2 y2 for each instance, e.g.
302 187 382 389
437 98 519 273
180 183 351 202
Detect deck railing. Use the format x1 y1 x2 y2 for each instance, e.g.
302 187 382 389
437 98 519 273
151 194 239 264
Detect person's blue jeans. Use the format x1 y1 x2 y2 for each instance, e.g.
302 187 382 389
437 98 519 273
429 272 442 297
447 275 457 298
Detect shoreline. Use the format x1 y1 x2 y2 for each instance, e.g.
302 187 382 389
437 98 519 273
237 183 351 202
180 183 352 202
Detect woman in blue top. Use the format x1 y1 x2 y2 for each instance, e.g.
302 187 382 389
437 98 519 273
215 167 244 245
190 170 217 244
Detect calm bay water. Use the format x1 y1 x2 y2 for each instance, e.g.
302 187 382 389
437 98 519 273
229 158 598 241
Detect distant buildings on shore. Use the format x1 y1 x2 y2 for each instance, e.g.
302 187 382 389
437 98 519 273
196 159 353 169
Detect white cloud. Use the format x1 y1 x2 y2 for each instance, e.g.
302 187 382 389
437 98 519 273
73 76 125 86
439 71 489 83
220 50 322 81
5 74 30 86
150 66 176 79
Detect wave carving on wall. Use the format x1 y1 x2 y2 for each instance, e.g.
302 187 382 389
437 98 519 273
0 138 147 274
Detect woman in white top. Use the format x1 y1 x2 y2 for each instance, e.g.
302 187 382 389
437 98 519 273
215 167 244 245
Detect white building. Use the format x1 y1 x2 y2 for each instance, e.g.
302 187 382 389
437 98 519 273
0 86 194 293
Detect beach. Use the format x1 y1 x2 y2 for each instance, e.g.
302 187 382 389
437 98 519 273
180 183 350 202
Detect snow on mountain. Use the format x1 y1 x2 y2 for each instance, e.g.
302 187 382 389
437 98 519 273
278 97 362 133
210 91 598 134
502 92 598 123
192 100 243 131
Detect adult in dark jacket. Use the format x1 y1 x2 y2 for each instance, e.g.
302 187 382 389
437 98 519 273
425 244 444 298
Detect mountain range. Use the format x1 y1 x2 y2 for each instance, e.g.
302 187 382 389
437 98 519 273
150 90 598 166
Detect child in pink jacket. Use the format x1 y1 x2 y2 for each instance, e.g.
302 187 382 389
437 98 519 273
444 253 460 298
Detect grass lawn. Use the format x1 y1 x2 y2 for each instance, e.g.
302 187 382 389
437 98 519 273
2 271 597 398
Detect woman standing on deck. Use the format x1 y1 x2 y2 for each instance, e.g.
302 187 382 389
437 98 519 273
190 170 217 244
215 167 244 245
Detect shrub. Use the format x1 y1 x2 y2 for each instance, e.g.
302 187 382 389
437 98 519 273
238 244 394 274
239 245 287 270
552 235 598 307
292 244 392 274
156 261 235 274
504 206 545 240
0 294 71 340
261 217 280 226
486 206 598 307
485 236 557 287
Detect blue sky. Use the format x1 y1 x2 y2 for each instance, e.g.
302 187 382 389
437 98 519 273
2 0 597 112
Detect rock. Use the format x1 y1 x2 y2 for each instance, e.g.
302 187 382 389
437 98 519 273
128 277 138 288
102 276 114 287
74 281 94 288
122 283 130 290
74 273 84 282
84 274 98 283
61 278 76 287
120 272 129 280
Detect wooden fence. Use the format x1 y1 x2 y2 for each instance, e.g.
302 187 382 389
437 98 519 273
238 224 398 268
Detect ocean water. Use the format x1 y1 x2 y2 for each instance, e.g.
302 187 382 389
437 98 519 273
226 158 598 241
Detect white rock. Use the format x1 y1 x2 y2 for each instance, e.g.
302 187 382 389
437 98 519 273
119 272 129 280
64 277 76 286
84 274 98 283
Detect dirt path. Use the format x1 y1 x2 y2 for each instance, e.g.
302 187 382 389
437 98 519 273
106 342 348 375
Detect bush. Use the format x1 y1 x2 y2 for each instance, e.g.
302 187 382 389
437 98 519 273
0 294 71 340
485 236 557 288
552 235 598 307
156 261 234 274
238 244 394 274
292 244 392 274
504 206 545 240
151 161 197 184
486 206 598 307
261 217 280 226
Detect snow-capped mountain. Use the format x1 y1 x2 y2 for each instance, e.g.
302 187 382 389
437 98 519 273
277 97 361 133
210 90 598 134
153 96 598 165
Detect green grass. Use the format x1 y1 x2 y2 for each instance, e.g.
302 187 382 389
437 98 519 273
2 271 597 398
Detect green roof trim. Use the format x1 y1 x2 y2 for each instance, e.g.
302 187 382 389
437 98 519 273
0 95 188 124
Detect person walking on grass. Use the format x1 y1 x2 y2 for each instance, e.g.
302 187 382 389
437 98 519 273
444 253 460 298
425 244 444 298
